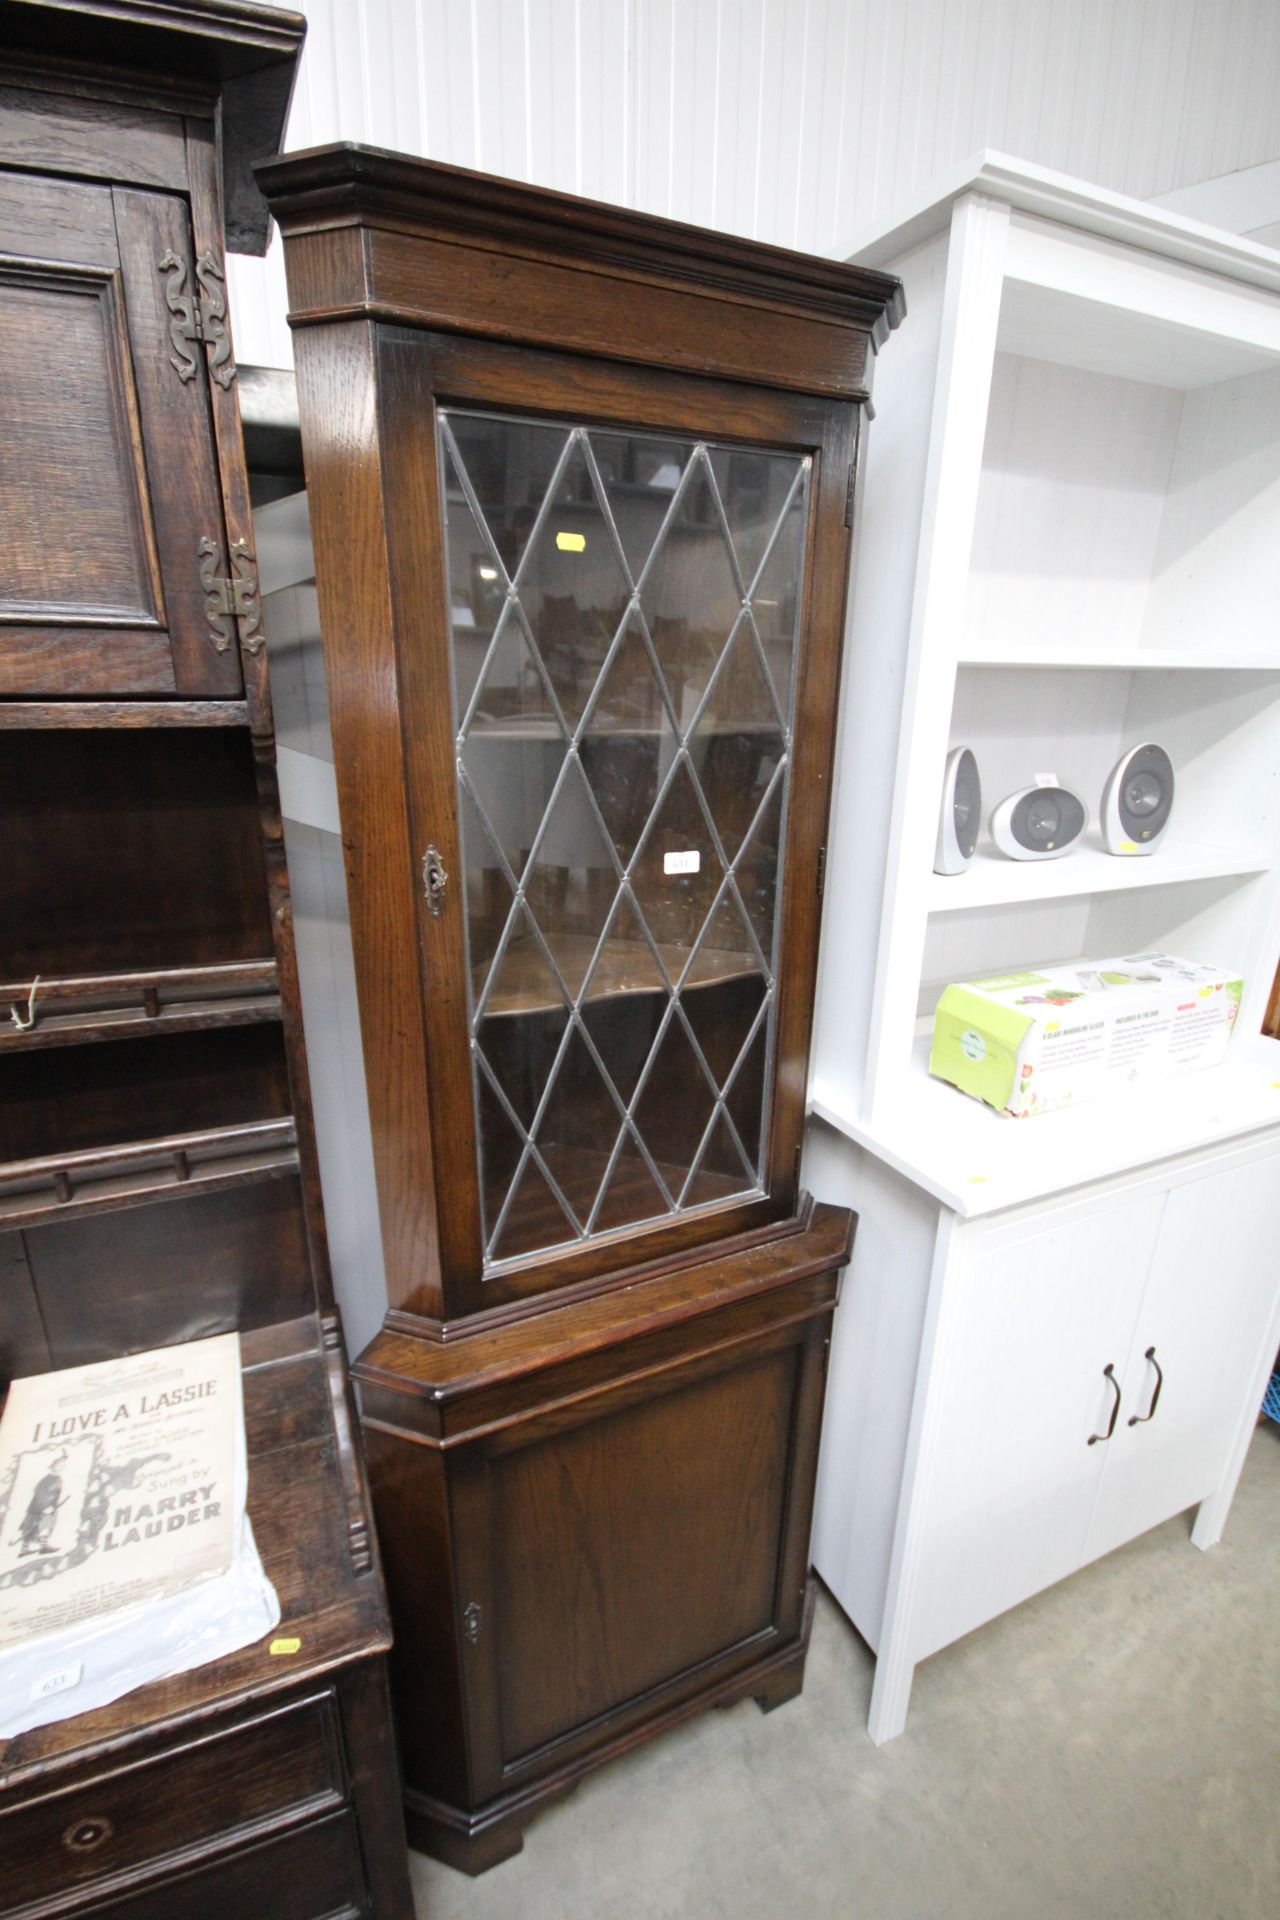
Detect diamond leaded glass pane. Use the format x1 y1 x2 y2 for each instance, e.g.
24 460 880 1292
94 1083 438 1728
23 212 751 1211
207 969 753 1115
441 408 809 1271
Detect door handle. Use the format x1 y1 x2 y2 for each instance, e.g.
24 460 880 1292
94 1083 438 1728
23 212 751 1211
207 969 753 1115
1127 1347 1164 1426
1088 1364 1121 1445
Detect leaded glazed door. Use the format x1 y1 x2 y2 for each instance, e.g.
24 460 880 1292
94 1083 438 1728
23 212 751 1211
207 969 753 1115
442 403 812 1273
344 328 858 1317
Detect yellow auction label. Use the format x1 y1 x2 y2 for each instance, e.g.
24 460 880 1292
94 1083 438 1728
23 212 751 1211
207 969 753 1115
555 530 586 552
269 1637 302 1656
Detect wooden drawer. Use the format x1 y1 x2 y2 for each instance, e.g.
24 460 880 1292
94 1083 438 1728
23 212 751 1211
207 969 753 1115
84 1812 366 1920
0 1691 346 1913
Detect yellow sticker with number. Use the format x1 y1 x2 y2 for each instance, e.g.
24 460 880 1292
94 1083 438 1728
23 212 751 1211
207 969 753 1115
269 1637 301 1656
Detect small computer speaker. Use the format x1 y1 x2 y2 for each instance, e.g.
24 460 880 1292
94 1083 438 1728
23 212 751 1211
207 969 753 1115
1101 743 1174 856
990 781 1087 860
934 746 981 875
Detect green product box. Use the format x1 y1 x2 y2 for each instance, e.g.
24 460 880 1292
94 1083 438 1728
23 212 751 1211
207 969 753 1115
929 952 1244 1118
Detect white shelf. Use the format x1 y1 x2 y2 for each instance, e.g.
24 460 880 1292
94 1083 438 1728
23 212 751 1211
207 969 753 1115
846 151 1280 295
810 1033 1280 1220
957 647 1280 672
926 835 1271 914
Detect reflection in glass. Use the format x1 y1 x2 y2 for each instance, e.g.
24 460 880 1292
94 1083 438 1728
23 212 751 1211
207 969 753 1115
441 408 809 1269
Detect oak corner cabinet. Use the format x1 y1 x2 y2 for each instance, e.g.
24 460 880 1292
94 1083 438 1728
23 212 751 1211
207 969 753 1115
260 145 901 1871
0 11 413 1919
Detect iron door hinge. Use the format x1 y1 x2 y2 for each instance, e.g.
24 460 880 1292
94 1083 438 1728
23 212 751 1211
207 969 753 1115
198 536 262 655
816 845 827 901
463 1601 482 1646
159 249 236 388
844 463 857 528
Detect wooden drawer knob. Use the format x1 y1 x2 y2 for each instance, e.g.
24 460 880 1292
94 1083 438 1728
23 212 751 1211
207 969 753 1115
62 1815 114 1854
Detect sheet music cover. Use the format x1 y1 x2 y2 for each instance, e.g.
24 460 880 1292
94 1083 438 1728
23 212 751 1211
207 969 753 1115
0 1333 242 1655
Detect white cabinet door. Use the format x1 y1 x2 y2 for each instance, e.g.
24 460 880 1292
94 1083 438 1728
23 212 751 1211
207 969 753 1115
1084 1150 1280 1565
914 1192 1162 1659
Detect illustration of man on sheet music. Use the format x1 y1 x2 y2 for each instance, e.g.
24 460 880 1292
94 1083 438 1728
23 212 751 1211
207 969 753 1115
1 1438 96 1575
16 1450 69 1556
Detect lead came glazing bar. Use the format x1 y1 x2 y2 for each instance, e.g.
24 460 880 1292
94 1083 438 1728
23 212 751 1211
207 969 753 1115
440 407 809 1269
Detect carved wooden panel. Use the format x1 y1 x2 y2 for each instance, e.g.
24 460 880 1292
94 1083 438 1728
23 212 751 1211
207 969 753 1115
0 174 241 696
0 264 162 624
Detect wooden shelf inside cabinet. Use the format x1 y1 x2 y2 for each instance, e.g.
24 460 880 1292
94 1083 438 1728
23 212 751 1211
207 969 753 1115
476 935 764 1016
466 719 786 741
0 703 252 729
0 962 281 1051
0 1119 299 1227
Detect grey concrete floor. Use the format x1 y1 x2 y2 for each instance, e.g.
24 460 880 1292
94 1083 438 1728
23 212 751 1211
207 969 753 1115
411 1424 1280 1920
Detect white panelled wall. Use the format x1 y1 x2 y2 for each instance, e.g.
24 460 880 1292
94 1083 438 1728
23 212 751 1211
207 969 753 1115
228 0 1280 367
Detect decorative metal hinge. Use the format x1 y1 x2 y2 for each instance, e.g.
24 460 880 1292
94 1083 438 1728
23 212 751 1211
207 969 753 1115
422 845 449 917
159 249 236 388
197 536 262 655
816 845 827 901
463 1601 482 1646
844 464 857 528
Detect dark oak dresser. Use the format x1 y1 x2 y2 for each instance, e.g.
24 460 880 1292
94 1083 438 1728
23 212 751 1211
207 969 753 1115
261 146 902 1873
0 7 413 1916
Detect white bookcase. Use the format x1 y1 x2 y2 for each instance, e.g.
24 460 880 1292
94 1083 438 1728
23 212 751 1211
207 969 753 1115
806 155 1280 1742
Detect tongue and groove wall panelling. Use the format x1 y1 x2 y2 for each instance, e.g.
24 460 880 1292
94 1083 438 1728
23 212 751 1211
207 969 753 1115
229 0 1280 371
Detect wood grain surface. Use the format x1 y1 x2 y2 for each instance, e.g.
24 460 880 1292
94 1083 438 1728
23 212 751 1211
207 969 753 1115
0 13 413 1918
264 139 887 1875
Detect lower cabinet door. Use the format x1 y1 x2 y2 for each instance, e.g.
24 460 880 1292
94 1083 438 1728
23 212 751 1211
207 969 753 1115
913 1191 1163 1659
453 1321 826 1795
1084 1149 1280 1564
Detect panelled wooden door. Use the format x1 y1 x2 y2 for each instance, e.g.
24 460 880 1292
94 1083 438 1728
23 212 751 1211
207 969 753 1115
0 170 240 697
448 1318 826 1801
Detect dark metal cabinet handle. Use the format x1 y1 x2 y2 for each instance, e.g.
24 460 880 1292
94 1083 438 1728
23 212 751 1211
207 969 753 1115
1128 1347 1164 1426
1088 1364 1121 1445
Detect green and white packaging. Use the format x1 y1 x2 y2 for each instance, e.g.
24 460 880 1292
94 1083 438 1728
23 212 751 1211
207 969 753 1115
929 952 1244 1118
